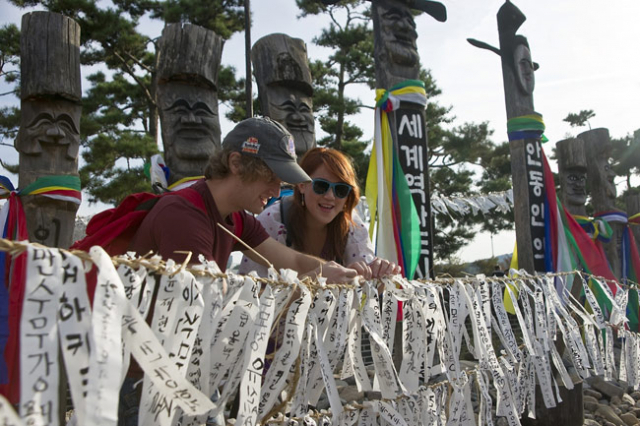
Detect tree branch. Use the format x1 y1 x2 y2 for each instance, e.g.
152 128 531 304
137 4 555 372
112 50 156 106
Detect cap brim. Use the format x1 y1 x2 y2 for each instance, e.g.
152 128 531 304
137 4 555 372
263 158 311 184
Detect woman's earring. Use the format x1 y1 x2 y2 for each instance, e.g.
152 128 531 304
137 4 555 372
301 193 305 207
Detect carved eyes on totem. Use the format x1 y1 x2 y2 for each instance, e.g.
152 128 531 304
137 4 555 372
567 175 586 183
166 100 217 119
382 7 416 29
275 100 312 116
27 113 79 136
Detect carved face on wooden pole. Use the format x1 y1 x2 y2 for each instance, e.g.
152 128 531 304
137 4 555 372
16 98 82 167
156 24 223 183
514 43 535 95
563 170 588 207
267 86 314 157
378 0 420 70
252 33 316 159
158 82 220 166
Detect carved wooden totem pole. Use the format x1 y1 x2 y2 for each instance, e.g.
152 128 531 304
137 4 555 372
579 128 624 279
556 137 588 217
469 3 583 424
252 33 315 159
156 24 223 188
16 12 82 249
469 1 544 274
370 0 446 279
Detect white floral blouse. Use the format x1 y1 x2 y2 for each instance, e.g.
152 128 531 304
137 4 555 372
238 198 375 277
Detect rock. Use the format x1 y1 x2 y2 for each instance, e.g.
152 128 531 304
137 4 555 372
620 413 639 426
364 391 381 400
591 377 625 399
596 405 627 426
612 396 623 406
585 389 604 400
315 395 330 410
623 394 636 406
338 386 364 402
334 380 348 388
631 391 640 401
583 420 601 426
496 418 508 426
584 395 600 411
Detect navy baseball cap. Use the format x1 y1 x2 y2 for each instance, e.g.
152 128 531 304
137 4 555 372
223 117 311 184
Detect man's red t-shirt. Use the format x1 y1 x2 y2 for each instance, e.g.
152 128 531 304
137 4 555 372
129 179 269 270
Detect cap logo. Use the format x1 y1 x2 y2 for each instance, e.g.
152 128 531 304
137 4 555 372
241 137 260 154
287 137 296 158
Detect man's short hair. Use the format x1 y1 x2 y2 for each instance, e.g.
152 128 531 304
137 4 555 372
204 146 275 183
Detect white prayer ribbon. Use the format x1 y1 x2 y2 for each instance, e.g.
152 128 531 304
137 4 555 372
20 246 63 426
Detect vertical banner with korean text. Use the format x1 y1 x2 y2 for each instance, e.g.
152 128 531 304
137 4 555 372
395 106 433 279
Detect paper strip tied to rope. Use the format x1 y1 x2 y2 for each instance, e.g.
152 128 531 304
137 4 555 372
1 238 640 425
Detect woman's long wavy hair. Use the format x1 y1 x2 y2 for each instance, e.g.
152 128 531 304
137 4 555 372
288 148 360 262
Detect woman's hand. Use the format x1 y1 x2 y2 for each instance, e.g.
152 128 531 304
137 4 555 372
367 257 401 278
313 261 358 283
346 261 373 280
347 257 401 279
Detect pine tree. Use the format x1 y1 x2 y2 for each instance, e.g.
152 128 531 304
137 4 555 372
0 23 21 173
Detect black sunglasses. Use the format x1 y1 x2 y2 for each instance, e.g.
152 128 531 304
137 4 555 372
311 178 353 199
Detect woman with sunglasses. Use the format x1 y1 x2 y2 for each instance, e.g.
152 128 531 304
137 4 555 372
239 147 401 279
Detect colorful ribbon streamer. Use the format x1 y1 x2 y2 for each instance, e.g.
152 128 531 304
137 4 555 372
573 215 614 243
147 154 203 192
18 175 82 204
0 174 81 400
506 113 548 142
365 80 425 279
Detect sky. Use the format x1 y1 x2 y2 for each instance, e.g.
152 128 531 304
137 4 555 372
1 0 639 263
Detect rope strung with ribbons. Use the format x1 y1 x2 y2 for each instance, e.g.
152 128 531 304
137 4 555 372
573 215 614 243
146 154 204 192
0 174 81 400
365 80 424 280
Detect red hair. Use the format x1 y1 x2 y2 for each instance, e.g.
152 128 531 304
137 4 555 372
287 148 360 262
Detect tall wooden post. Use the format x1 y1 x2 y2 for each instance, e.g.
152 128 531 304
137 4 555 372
156 24 223 187
370 0 445 279
556 137 588 217
494 2 545 274
252 33 316 159
16 12 82 249
469 3 583 424
579 128 623 279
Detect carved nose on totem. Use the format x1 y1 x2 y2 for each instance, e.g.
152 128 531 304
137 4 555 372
46 125 65 141
289 111 305 123
181 112 202 124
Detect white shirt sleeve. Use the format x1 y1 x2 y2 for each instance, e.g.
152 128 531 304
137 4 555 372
343 210 376 265
238 201 287 277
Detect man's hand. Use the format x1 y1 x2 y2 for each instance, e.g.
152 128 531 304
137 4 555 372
347 257 401 280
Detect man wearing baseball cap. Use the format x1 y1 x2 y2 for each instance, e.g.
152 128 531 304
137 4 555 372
129 116 358 282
